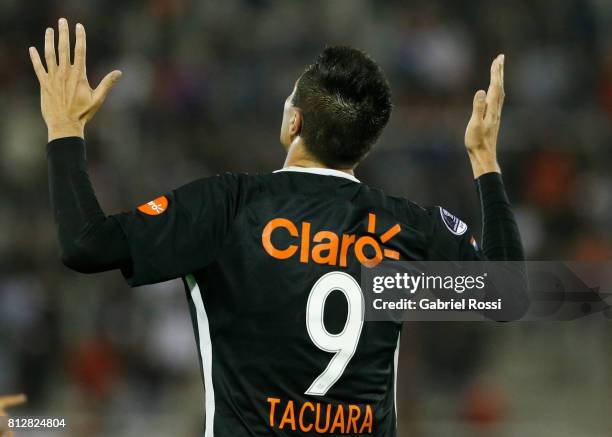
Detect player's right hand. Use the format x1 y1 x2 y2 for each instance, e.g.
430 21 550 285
29 18 122 142
464 54 505 178
0 394 26 437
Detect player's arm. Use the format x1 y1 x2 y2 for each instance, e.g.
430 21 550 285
462 54 526 320
29 19 130 273
46 136 131 273
426 55 526 319
464 54 523 261
30 19 240 284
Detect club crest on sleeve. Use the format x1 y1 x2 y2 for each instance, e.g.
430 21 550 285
439 207 467 236
137 195 168 216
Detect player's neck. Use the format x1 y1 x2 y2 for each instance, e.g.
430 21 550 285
283 138 356 176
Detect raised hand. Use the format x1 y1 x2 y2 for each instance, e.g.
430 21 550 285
465 54 505 178
29 18 122 141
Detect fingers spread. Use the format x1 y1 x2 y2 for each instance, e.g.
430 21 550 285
471 89 487 121
44 28 56 74
93 70 122 106
29 47 46 83
58 18 70 68
73 23 86 74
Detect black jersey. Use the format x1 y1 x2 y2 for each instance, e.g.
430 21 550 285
113 167 481 436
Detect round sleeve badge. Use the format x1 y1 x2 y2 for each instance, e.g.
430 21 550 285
439 207 468 235
137 195 169 216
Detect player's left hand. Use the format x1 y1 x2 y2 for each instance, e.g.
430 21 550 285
0 394 26 437
464 54 505 178
29 18 122 142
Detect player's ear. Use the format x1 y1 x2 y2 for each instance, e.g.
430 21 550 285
290 109 302 139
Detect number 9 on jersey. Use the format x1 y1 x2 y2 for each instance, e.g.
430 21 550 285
305 271 365 396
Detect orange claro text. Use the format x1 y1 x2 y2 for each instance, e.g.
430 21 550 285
266 397 374 434
262 213 401 268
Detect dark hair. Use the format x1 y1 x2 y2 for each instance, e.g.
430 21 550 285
292 46 392 168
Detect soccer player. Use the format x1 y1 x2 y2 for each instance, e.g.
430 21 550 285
29 19 523 436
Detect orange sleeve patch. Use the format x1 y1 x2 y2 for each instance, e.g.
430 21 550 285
137 195 168 216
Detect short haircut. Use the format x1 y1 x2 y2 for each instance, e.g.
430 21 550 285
292 46 392 168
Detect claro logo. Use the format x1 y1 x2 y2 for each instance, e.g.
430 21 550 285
262 213 401 268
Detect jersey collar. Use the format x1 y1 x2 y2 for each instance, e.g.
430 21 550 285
274 166 360 183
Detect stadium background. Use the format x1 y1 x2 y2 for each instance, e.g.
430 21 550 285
1 0 611 435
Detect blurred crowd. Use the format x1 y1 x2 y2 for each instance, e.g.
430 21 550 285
1 0 611 436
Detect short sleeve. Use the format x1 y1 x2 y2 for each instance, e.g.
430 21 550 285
113 173 240 286
425 206 482 261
